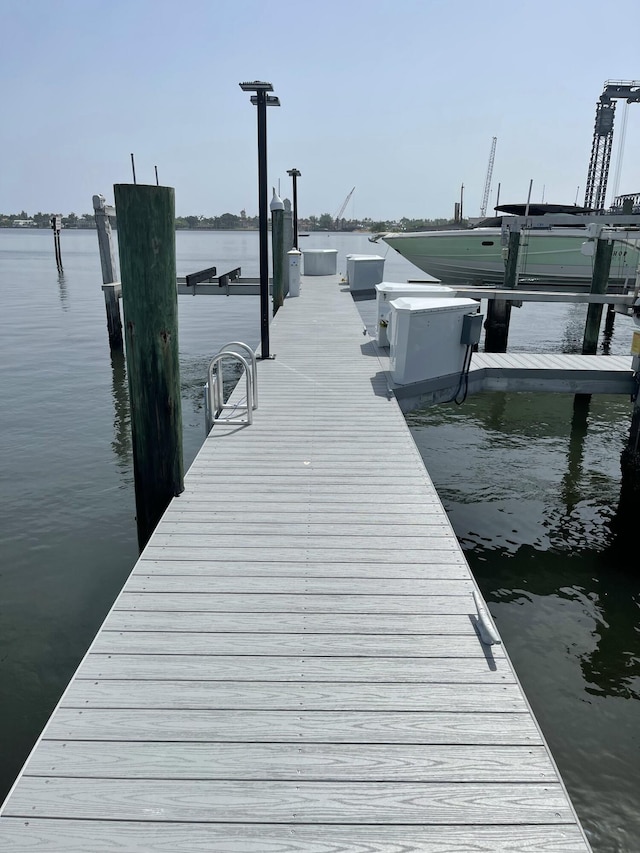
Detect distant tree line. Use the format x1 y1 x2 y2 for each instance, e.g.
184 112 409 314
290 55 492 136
1 209 464 232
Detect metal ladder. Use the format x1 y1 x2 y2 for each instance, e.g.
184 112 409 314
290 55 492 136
204 342 258 433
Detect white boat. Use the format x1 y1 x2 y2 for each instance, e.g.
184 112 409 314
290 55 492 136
379 202 640 288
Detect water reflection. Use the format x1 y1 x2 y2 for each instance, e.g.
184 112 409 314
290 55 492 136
581 557 640 701
560 394 590 512
601 306 616 355
57 271 68 309
109 348 131 471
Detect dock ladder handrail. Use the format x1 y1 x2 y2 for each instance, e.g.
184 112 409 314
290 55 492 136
204 342 258 433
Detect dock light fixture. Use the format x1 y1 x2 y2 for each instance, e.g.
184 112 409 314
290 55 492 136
287 168 302 249
240 81 281 359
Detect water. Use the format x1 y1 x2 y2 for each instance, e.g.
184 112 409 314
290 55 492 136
1 228 638 850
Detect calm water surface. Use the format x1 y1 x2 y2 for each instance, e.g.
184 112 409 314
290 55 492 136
1 228 638 851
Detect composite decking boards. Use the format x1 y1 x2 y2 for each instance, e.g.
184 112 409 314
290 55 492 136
0 274 592 851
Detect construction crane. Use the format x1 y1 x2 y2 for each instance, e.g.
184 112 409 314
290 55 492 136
584 80 640 211
333 186 355 229
479 137 497 217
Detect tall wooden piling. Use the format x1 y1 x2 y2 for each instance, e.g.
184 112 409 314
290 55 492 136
114 183 184 549
270 189 284 313
93 194 118 283
485 230 520 352
283 199 293 297
582 237 614 354
93 194 123 349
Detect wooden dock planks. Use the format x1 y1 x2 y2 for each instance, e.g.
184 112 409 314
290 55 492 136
0 274 592 851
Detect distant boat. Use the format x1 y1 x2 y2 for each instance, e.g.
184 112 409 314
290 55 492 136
377 201 640 287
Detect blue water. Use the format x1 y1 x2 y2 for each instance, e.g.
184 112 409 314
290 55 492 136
1 228 639 851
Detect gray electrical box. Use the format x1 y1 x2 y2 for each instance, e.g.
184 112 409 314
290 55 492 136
461 312 483 346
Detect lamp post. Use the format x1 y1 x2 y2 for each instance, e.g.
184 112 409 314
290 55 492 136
287 168 301 249
240 81 280 359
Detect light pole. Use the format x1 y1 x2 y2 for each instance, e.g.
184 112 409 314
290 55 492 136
240 81 280 359
287 168 301 249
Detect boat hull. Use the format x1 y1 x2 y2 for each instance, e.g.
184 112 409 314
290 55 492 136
382 228 640 287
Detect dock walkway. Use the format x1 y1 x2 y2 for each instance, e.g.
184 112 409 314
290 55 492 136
0 274 592 851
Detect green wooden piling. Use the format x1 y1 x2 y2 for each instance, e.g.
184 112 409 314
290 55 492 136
283 199 293 297
582 238 614 354
114 183 184 549
271 190 284 313
485 230 520 352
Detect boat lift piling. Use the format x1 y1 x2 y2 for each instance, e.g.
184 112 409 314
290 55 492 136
485 219 628 355
582 236 614 354
484 229 520 352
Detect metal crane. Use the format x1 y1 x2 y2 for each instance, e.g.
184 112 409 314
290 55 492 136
584 80 640 211
333 186 355 229
479 137 497 217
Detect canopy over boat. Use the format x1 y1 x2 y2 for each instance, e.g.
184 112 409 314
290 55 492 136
495 203 591 216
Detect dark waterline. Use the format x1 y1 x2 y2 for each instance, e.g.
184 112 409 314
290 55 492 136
1 229 638 851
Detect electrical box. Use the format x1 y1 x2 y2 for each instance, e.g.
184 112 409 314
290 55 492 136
461 311 483 346
375 281 452 347
346 254 385 292
388 296 482 385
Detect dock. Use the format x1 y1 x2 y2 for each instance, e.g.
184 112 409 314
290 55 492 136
0 273 593 851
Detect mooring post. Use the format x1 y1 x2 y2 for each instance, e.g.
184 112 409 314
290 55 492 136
93 194 123 349
270 189 285 313
582 237 614 354
485 229 520 352
50 214 63 272
113 183 184 550
283 198 293 297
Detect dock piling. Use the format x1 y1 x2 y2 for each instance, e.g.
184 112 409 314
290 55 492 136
582 237 614 354
270 189 285 313
93 194 123 349
50 214 63 272
485 230 520 352
113 183 184 549
282 198 293 297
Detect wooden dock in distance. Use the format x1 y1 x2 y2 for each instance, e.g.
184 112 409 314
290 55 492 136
0 273 592 851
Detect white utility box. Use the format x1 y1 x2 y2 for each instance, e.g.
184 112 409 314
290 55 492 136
302 249 338 276
346 254 385 292
375 281 452 347
389 296 481 385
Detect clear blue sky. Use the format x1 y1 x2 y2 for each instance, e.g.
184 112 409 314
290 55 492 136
2 0 640 220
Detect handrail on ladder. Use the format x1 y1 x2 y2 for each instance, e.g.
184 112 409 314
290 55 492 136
204 342 258 433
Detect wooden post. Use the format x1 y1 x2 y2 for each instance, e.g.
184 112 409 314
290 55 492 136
93 194 123 349
50 214 63 272
271 189 284 314
485 230 520 352
282 198 293 297
114 183 184 549
102 284 123 349
93 194 118 283
582 238 614 354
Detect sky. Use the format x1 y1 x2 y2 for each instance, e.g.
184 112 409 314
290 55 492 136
2 0 640 221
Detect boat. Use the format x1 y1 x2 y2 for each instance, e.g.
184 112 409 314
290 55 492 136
377 201 640 288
